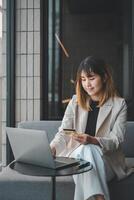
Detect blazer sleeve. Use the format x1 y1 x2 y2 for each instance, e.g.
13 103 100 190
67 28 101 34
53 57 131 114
50 95 76 154
96 99 127 153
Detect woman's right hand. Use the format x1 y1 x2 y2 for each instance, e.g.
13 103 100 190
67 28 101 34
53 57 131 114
51 146 56 157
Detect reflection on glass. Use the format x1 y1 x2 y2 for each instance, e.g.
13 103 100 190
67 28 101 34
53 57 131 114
0 0 3 164
48 0 61 119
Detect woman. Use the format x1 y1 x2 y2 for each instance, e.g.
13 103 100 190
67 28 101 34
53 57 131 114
50 56 129 200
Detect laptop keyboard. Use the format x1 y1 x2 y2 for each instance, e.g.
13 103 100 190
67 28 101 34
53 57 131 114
54 158 90 169
54 157 80 169
54 160 66 167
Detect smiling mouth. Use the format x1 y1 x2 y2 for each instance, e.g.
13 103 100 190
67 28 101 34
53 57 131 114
87 87 94 90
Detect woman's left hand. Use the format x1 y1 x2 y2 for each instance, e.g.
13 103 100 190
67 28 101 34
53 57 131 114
73 133 99 145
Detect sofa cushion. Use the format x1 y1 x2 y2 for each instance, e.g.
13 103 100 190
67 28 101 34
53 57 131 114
19 120 134 157
125 157 134 168
18 121 61 142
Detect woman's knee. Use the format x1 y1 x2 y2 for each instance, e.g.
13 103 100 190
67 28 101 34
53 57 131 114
83 144 103 155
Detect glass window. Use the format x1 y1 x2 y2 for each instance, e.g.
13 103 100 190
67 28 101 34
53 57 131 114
47 0 62 119
0 0 3 166
42 0 134 120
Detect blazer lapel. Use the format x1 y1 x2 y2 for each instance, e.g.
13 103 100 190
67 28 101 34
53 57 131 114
96 98 113 134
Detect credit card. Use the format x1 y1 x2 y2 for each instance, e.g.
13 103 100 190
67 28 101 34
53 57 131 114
63 129 77 136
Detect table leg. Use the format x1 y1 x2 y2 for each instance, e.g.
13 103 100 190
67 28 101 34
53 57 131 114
51 177 56 200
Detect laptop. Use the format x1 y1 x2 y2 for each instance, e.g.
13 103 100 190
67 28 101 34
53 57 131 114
6 127 79 169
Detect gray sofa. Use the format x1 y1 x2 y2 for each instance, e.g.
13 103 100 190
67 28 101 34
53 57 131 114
0 121 134 200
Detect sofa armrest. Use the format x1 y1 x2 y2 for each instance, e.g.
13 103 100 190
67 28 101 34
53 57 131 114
121 121 134 157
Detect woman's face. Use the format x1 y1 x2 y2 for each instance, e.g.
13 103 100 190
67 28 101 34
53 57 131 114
80 71 104 100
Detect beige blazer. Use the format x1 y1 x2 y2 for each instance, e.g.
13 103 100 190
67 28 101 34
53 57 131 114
51 95 132 180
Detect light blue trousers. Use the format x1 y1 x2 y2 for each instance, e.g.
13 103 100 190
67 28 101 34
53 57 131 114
70 144 115 200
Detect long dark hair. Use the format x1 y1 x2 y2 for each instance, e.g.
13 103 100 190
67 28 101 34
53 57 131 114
76 56 118 110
